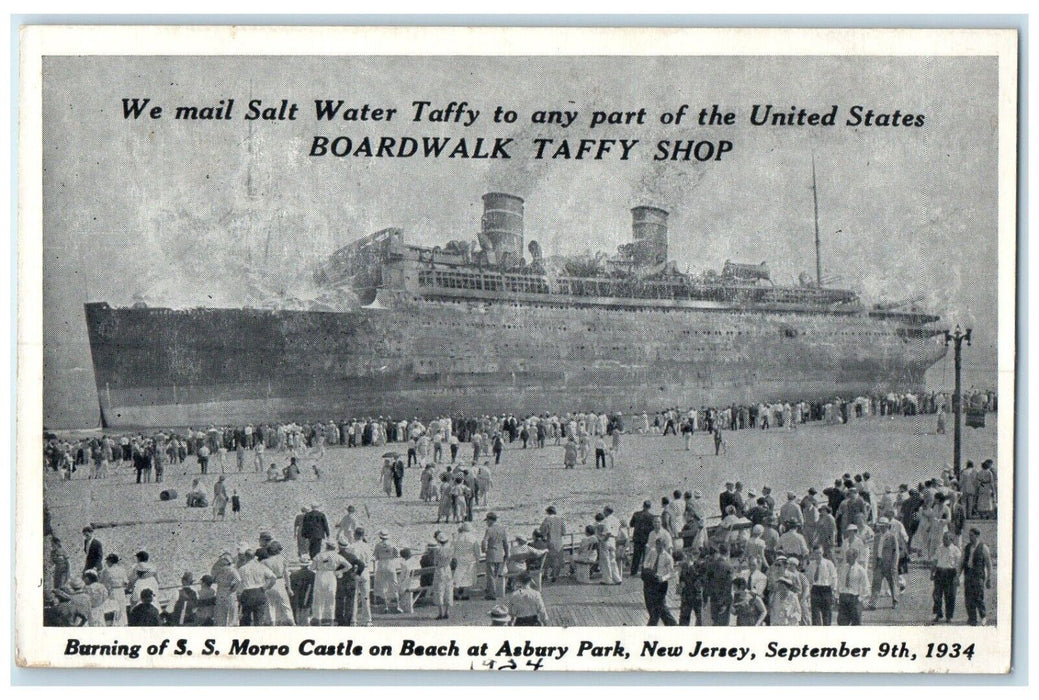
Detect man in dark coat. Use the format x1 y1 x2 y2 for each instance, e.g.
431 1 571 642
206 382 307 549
132 446 149 483
82 526 103 574
300 503 330 558
335 543 367 626
823 479 845 515
289 566 315 623
704 544 734 626
719 483 739 517
128 588 162 626
392 457 405 498
676 549 707 626
960 527 992 625
629 500 655 575
419 543 437 588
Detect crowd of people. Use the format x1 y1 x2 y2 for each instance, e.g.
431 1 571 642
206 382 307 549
44 504 557 628
43 387 997 482
627 458 996 627
43 389 997 628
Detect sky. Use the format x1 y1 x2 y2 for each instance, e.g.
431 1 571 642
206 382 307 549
41 54 1001 428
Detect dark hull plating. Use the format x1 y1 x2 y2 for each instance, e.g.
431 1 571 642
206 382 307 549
84 296 946 428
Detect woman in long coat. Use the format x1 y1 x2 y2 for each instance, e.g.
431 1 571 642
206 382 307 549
436 474 453 523
210 552 241 626
212 476 229 520
419 465 435 502
914 489 935 558
975 462 997 517
380 459 394 497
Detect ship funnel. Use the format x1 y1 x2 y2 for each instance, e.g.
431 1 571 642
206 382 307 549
631 205 669 265
481 192 525 260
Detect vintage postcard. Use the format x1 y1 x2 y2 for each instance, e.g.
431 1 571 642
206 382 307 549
15 26 1017 672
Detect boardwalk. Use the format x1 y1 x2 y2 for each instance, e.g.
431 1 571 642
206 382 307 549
377 516 998 628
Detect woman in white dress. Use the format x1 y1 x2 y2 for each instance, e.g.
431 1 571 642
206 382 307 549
309 540 349 626
452 522 482 600
431 533 456 620
99 553 129 626
914 489 935 558
83 570 109 627
574 525 600 584
927 494 952 562
127 551 159 607
263 541 295 625
476 464 492 506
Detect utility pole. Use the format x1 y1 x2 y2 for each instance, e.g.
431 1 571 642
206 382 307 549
944 325 972 480
812 155 822 287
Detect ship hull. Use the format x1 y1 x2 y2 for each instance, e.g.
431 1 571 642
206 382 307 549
84 298 946 428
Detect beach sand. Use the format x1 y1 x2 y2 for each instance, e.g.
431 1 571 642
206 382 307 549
43 412 999 625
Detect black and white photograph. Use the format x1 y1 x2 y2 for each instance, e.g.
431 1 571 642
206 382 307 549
16 26 1017 672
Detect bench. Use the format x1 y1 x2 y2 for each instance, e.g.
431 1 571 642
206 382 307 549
503 550 548 590
404 566 436 607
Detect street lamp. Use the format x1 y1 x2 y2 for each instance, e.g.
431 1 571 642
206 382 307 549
943 325 972 480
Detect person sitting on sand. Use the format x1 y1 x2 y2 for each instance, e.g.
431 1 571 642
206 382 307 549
266 462 281 482
283 457 300 481
186 479 207 507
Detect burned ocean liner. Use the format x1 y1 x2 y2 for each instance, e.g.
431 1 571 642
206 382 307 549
84 192 947 428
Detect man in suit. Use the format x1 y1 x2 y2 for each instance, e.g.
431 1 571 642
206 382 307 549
628 500 655 575
391 457 405 498
300 503 330 559
960 527 992 625
482 512 510 600
719 483 738 518
82 526 102 574
641 537 677 626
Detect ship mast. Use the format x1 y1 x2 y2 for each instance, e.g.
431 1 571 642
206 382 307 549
812 155 822 287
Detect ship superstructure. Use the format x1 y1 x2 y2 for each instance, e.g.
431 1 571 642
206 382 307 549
85 192 946 428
